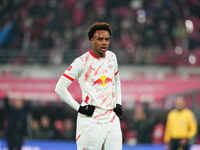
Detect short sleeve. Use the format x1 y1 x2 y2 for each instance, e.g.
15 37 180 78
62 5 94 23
63 58 83 81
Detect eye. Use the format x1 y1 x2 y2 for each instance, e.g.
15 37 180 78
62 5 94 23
105 38 110 41
98 37 103 41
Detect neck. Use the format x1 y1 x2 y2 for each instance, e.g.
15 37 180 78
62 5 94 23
92 49 105 58
176 108 184 111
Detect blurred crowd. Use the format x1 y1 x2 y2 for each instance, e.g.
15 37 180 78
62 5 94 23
0 0 200 65
1 0 200 147
0 96 200 145
0 97 77 142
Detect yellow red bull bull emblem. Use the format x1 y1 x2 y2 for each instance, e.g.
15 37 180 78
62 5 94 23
93 75 112 86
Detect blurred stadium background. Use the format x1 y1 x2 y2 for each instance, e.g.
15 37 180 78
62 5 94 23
0 0 200 149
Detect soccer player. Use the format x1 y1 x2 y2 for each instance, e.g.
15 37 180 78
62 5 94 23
55 22 123 150
164 96 197 150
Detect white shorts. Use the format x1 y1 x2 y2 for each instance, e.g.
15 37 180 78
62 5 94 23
76 111 122 150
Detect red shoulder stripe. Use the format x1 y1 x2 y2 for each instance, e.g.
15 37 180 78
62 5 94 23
62 73 74 81
114 71 119 76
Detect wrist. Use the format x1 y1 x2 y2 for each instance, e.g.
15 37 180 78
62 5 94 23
114 104 123 117
78 105 95 117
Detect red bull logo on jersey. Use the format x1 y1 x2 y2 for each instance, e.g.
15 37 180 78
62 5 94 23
93 75 112 86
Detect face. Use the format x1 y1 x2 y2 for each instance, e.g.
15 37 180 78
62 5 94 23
14 99 24 109
64 119 73 130
175 97 185 110
90 30 111 57
32 120 39 129
41 116 50 127
134 105 146 120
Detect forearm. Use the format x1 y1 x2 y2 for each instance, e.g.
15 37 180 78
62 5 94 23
55 76 80 111
187 117 197 138
164 120 170 143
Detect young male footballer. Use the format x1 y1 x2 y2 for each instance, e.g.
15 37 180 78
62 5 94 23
55 22 122 150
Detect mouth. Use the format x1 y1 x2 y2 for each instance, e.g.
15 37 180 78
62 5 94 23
100 47 108 52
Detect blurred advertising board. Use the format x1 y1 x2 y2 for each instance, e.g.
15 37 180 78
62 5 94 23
0 139 199 150
0 76 200 108
0 139 165 150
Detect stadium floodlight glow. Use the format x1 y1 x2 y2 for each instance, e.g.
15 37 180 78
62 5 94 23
174 46 183 55
137 9 146 24
130 0 142 9
185 19 193 34
188 54 196 65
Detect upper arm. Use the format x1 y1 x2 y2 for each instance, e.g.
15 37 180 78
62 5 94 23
188 111 197 124
63 58 83 81
113 53 119 76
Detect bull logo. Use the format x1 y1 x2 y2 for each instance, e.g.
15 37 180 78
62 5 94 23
93 75 112 86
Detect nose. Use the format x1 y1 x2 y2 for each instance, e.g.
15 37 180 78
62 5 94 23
102 38 109 45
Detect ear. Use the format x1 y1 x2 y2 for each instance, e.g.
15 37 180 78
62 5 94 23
90 37 95 45
90 36 95 41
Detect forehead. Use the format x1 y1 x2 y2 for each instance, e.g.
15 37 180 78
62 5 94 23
176 98 184 105
93 30 110 38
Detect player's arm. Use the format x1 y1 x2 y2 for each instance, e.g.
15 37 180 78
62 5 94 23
115 71 121 105
55 76 80 111
187 111 197 139
164 113 171 144
113 54 122 117
55 58 95 116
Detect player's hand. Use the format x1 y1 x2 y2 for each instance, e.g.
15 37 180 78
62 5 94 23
78 105 95 117
114 104 123 117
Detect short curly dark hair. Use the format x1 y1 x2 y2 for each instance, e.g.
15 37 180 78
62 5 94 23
88 22 112 40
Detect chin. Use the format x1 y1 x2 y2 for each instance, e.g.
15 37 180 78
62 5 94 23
100 49 107 53
98 51 106 57
101 51 107 55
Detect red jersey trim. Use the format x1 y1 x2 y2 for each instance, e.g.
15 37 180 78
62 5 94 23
84 96 89 104
76 134 81 141
62 73 74 81
89 50 99 60
93 110 112 119
114 71 119 76
110 114 116 123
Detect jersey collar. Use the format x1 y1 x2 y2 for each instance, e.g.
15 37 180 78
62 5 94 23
89 50 106 60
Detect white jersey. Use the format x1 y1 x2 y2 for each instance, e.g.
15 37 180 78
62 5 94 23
55 50 121 123
63 50 120 110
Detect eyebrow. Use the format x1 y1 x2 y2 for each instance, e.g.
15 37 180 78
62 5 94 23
97 37 110 39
